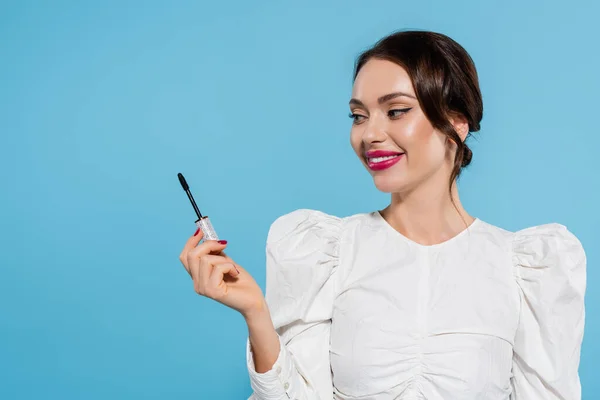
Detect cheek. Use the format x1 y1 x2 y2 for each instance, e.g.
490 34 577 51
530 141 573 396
402 124 447 167
350 128 363 157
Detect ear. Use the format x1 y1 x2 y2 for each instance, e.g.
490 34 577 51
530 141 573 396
449 112 469 142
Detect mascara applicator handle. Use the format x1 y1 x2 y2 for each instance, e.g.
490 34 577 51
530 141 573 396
196 216 219 241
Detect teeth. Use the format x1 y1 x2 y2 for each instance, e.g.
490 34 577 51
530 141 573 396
369 155 400 163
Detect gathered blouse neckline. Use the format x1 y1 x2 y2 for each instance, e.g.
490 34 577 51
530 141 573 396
373 210 481 250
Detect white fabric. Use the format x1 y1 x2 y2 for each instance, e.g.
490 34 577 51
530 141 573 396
246 209 586 400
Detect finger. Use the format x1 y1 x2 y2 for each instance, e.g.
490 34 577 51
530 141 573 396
179 227 205 272
188 239 228 259
221 256 244 276
182 237 226 277
205 262 240 298
190 254 231 292
215 251 243 272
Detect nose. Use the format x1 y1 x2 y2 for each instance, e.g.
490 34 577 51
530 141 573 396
361 115 387 145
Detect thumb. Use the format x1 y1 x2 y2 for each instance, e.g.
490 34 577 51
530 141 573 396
193 227 204 242
183 227 204 254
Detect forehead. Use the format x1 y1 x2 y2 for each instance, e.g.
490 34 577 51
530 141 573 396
351 58 415 100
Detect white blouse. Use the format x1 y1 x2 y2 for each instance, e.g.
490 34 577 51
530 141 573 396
246 209 586 400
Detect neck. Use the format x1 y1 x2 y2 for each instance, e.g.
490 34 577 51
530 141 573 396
381 173 475 246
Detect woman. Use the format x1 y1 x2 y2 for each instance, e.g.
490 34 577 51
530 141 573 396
179 30 586 399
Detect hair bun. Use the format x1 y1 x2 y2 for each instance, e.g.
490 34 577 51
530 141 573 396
462 145 473 167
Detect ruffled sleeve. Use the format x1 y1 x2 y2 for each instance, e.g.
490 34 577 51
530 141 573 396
247 209 342 400
510 224 587 399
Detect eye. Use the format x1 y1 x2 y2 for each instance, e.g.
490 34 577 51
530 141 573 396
388 108 412 118
348 112 367 125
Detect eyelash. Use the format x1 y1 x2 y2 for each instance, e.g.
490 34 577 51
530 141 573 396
348 108 412 125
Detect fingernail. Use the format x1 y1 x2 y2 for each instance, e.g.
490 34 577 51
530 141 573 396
217 240 227 244
193 228 200 236
234 265 240 274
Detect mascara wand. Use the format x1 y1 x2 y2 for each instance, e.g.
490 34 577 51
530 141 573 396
178 172 219 240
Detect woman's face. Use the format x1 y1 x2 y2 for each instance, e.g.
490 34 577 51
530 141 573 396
349 58 462 194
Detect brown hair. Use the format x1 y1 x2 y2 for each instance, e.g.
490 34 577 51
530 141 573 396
353 30 483 193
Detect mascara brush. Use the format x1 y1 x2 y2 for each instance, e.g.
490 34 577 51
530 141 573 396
178 172 219 240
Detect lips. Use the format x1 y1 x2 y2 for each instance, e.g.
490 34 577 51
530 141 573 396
365 149 405 171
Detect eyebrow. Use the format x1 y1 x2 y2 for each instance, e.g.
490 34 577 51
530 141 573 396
349 91 416 107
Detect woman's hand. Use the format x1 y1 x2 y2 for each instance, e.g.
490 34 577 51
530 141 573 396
180 227 282 374
179 228 266 319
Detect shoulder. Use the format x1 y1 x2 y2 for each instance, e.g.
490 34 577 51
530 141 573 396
267 208 370 245
467 219 586 292
480 219 586 283
474 219 585 260
511 223 586 272
267 209 343 245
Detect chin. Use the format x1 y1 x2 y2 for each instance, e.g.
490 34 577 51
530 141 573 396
372 175 409 193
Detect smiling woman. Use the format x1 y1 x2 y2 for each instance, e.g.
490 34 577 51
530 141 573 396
179 30 586 400
349 31 481 195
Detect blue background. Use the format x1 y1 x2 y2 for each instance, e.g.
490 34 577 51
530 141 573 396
1 0 598 398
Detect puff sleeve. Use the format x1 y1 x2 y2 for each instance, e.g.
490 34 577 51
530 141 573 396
247 209 342 400
510 224 587 399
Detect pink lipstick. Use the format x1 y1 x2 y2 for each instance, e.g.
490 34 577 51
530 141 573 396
365 150 404 171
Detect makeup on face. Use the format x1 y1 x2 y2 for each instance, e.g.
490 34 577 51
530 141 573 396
365 149 405 171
